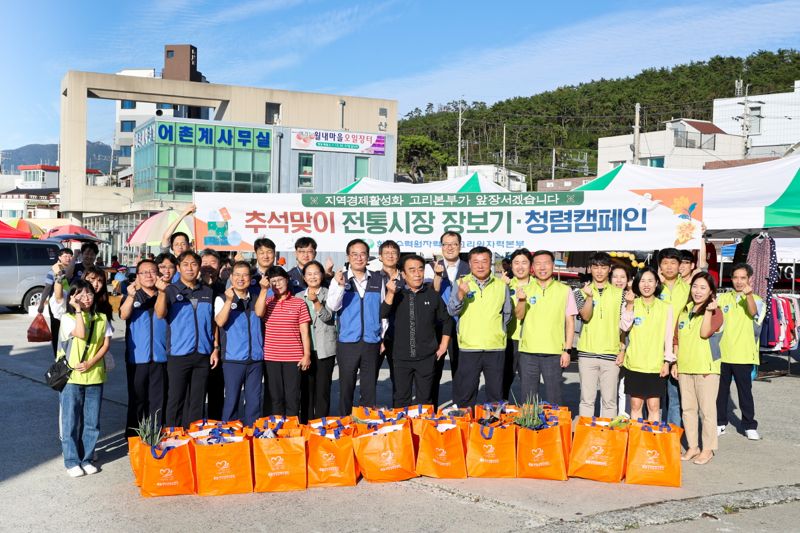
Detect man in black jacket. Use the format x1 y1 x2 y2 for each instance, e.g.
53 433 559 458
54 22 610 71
381 254 453 407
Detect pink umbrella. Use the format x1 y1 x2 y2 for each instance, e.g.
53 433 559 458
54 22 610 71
44 224 97 239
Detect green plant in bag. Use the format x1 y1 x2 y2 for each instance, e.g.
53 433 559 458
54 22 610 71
513 393 546 430
132 410 162 447
609 414 631 429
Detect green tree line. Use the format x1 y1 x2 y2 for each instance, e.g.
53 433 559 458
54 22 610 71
397 49 800 186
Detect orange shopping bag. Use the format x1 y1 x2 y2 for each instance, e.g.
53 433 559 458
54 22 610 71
252 430 307 492
625 421 683 487
436 405 473 421
543 404 572 468
353 422 418 483
140 436 196 497
568 417 628 483
254 415 300 430
193 433 253 496
307 416 351 431
128 436 146 487
466 423 516 478
415 420 467 479
474 402 520 423
516 423 567 481
306 428 359 488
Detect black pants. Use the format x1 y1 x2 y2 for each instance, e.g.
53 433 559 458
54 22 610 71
206 363 224 420
337 341 380 416
716 362 758 430
376 341 395 395
518 352 563 405
50 315 60 357
453 350 504 407
301 351 336 420
265 360 302 417
502 339 520 401
393 356 436 408
125 362 167 436
166 353 210 428
432 333 460 408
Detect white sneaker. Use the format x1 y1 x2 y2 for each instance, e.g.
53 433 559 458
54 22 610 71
66 466 84 478
717 425 727 436
745 429 761 440
82 463 98 475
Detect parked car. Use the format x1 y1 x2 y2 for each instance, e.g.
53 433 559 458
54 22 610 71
0 239 63 310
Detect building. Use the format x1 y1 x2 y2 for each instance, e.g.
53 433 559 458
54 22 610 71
536 176 595 191
131 117 395 201
712 80 800 158
596 119 745 175
446 164 527 191
0 188 59 218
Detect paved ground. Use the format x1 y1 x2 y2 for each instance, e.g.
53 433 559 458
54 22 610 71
1 307 799 532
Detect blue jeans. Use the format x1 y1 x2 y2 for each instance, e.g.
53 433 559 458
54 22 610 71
61 383 103 468
663 375 683 427
222 361 263 426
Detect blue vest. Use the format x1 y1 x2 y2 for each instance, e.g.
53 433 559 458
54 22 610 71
165 281 215 356
125 289 167 364
288 266 307 295
220 288 263 363
338 272 383 344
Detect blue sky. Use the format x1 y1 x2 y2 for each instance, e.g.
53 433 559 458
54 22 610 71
2 0 800 150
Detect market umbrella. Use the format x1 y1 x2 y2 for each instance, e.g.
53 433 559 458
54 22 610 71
44 224 97 239
0 220 32 239
4 218 45 237
46 233 105 243
127 209 194 246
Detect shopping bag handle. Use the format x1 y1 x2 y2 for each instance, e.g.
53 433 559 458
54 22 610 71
151 444 173 459
480 425 494 440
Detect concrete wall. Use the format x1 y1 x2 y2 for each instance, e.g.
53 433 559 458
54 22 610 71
59 70 397 218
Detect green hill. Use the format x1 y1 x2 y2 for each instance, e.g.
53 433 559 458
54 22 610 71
398 49 800 184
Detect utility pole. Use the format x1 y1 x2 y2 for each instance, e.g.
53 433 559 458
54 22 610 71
741 84 751 157
457 100 463 174
502 123 506 177
633 102 641 165
551 148 556 179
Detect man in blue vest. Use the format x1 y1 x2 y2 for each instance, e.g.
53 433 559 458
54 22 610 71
288 237 334 295
327 238 385 414
155 251 219 428
425 231 470 407
120 259 167 435
215 261 264 426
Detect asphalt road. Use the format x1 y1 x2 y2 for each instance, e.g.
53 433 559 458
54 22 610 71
1 307 798 532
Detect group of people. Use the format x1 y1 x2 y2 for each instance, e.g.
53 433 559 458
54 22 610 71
45 221 763 477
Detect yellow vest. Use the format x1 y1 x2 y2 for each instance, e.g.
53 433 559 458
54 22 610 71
660 278 690 327
718 292 763 365
507 277 534 341
58 312 108 386
457 274 508 351
518 279 570 355
577 283 623 355
624 298 670 374
676 304 720 375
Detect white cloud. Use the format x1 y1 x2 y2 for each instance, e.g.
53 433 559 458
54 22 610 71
348 0 800 112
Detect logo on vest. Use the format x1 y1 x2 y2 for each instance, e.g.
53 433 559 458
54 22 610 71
292 279 300 286
723 305 730 313
529 296 537 305
176 294 184 301
344 282 352 291
230 303 238 310
678 321 686 329
509 289 515 296
466 291 475 299
658 293 666 301
634 316 643 326
133 301 141 308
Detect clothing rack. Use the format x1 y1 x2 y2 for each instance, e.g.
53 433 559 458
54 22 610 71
758 290 800 380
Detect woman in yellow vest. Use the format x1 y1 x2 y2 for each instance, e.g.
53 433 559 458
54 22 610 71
617 266 674 422
672 272 723 465
503 248 534 400
58 280 112 477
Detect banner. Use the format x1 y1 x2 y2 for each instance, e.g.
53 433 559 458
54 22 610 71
290 129 385 155
193 188 703 254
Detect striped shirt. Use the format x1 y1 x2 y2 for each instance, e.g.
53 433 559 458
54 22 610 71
263 294 311 362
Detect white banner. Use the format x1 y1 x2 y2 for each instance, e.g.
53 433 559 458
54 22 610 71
290 128 386 155
193 188 703 254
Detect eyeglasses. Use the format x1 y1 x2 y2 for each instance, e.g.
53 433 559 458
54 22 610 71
381 251 399 257
441 242 460 248
348 252 368 258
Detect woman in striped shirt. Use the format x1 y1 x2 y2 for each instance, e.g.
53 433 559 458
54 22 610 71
256 266 311 417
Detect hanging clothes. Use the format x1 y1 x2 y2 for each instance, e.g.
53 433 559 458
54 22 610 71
746 235 774 302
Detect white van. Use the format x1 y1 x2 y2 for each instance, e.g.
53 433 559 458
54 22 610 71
0 239 63 310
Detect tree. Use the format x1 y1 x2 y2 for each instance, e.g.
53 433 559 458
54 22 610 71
397 135 450 180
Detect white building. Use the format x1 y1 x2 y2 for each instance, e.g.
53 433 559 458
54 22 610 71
596 119 744 175
446 164 527 191
713 80 800 158
114 69 176 169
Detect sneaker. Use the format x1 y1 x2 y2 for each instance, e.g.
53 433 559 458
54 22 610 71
745 429 761 440
717 425 727 436
82 463 98 475
66 466 84 478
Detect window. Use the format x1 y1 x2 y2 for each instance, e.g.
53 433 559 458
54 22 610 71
0 243 15 266
298 153 313 188
166 50 174 58
121 100 136 109
355 157 369 180
563 181 572 187
379 107 388 117
157 103 173 110
646 157 665 168
265 102 281 124
119 145 132 157
120 120 136 132
18 243 59 266
545 182 554 188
